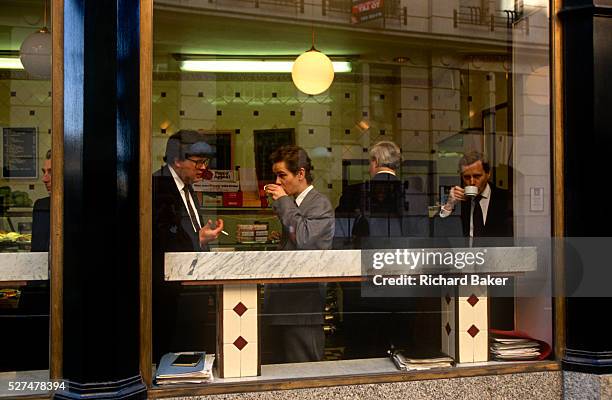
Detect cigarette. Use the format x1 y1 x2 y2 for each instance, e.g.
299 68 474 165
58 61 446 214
221 230 229 236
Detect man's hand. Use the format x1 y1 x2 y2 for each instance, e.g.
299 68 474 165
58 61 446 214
264 184 288 201
199 218 224 246
442 186 465 212
269 230 281 242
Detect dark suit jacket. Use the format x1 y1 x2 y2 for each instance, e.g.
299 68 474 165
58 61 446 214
264 188 334 326
335 173 404 247
31 196 50 252
460 185 513 239
152 165 208 358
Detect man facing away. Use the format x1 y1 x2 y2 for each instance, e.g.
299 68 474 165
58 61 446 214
335 141 405 248
262 145 334 363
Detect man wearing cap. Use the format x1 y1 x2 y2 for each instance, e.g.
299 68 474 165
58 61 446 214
152 130 224 360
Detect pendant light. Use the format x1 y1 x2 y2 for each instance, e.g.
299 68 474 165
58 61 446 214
291 29 335 95
20 0 51 78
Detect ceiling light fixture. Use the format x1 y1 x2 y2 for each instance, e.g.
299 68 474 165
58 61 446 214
292 28 335 95
179 59 351 74
0 56 24 70
20 0 51 78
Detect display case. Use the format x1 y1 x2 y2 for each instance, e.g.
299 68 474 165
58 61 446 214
0 208 33 252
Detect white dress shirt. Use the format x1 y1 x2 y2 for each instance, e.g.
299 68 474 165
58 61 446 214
439 183 491 238
168 165 202 231
294 184 314 207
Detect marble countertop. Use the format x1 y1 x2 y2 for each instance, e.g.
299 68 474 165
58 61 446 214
165 247 538 282
0 252 49 282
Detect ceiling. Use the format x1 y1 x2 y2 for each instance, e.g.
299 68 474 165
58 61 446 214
0 0 511 70
152 6 510 72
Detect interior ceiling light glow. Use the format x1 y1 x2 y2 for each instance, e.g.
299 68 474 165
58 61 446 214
292 50 335 95
180 59 351 73
0 57 24 70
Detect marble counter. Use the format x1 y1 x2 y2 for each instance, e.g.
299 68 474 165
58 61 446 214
165 247 537 282
0 252 49 282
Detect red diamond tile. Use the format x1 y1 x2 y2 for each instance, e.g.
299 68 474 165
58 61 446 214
445 294 452 304
233 336 248 351
467 294 479 307
233 302 248 317
445 322 452 336
467 325 480 338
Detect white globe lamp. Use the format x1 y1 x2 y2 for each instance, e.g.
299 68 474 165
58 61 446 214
291 48 334 95
20 27 52 79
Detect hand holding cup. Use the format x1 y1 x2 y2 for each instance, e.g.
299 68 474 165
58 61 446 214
264 184 287 201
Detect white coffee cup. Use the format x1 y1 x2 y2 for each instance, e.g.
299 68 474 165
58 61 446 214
464 185 479 197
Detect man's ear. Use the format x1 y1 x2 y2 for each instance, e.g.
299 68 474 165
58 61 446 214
298 168 306 180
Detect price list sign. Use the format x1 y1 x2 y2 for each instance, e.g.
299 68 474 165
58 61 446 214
2 127 38 179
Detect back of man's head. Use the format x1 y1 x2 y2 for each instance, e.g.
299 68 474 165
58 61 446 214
163 130 212 164
370 141 401 171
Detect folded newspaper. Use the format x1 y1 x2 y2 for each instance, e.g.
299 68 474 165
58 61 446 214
155 352 215 385
389 350 454 371
490 337 541 361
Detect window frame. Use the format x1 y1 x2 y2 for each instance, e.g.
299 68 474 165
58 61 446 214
136 0 565 395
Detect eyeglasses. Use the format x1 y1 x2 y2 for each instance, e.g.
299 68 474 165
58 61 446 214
186 157 210 168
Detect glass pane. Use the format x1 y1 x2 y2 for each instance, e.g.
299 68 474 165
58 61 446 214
0 0 52 394
152 0 552 383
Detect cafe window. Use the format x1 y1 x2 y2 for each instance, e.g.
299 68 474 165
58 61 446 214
150 0 553 388
0 0 52 395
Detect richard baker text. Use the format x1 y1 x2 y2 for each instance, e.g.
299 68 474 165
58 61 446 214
372 274 509 287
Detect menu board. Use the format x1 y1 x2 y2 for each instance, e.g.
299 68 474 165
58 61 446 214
2 127 38 179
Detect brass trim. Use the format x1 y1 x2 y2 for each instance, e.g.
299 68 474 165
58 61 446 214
551 0 565 361
50 0 64 380
140 0 154 387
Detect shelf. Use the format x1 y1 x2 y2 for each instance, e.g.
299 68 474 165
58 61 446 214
200 207 274 215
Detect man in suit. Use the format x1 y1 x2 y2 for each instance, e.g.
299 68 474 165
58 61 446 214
31 149 52 252
335 142 431 357
12 149 52 371
152 130 224 360
439 151 513 244
439 151 514 329
263 145 334 363
335 141 404 247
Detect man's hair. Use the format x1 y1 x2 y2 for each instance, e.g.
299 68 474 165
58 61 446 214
458 151 491 174
45 149 51 160
269 145 313 184
370 141 401 171
163 130 212 164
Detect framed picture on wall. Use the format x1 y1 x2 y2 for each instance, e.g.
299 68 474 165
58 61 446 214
253 128 295 183
1 127 38 179
199 130 233 170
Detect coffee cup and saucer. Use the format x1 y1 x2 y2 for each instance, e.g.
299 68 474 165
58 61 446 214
463 185 479 197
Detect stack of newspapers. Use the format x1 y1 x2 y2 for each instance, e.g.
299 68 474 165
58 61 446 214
390 350 454 371
490 337 541 360
155 352 215 385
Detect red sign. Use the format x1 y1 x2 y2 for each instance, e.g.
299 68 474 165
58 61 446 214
351 0 384 23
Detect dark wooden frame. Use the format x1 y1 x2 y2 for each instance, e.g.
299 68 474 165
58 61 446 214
137 0 565 397
50 0 64 380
